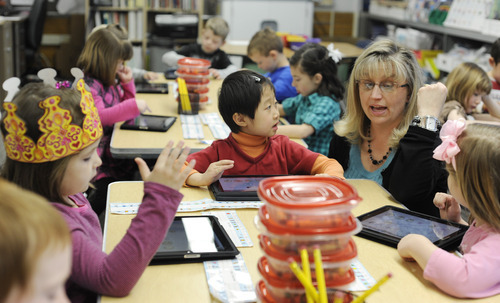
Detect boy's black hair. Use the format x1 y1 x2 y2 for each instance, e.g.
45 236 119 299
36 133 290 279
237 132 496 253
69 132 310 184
218 70 275 133
290 43 345 100
491 38 500 64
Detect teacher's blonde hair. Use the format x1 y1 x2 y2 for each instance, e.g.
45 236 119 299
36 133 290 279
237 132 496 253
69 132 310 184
334 39 423 147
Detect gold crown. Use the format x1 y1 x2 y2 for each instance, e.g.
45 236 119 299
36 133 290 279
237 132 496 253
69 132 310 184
2 77 103 163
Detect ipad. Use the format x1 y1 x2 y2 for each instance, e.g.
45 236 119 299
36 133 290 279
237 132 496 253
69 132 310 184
209 175 282 201
357 206 469 250
135 82 169 94
150 215 239 265
120 114 176 132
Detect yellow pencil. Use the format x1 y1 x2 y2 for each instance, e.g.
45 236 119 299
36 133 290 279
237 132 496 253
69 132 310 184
333 291 345 303
300 247 314 303
288 258 319 302
351 273 393 303
177 77 191 112
313 246 327 303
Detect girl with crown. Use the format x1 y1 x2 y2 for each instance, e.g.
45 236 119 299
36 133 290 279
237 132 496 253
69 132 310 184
0 70 195 303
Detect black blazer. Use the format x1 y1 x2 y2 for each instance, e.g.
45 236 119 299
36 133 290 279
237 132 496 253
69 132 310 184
329 126 448 217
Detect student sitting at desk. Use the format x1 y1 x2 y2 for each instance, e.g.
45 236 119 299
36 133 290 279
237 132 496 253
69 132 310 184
77 28 151 216
162 16 238 79
398 119 500 298
184 70 344 187
247 28 297 102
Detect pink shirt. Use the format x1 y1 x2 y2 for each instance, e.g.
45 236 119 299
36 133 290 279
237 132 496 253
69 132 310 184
424 220 500 298
51 182 183 303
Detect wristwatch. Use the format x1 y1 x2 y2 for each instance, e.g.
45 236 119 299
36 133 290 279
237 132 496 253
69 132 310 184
411 115 441 132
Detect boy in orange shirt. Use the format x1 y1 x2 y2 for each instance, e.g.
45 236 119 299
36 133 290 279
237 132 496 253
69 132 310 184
184 70 344 187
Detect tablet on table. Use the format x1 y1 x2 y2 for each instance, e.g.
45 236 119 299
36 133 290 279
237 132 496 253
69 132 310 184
209 175 284 201
151 215 239 265
357 205 469 251
120 114 176 132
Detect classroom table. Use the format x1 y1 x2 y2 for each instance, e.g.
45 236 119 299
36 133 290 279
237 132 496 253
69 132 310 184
221 40 364 60
110 79 305 159
100 179 500 303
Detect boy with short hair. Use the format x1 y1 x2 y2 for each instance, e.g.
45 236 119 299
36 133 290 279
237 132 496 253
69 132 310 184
247 28 297 102
184 70 344 187
162 16 238 79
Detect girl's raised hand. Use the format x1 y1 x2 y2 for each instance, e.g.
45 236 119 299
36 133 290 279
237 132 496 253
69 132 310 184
135 141 195 191
433 192 462 223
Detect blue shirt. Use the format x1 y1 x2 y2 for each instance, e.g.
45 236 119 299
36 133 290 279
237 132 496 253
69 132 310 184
265 66 297 101
282 93 341 156
344 144 396 184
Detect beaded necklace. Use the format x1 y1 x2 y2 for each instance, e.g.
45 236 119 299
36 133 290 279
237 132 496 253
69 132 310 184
367 125 393 165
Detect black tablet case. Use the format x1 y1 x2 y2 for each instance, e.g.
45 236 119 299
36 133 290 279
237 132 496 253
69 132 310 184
357 206 469 251
150 215 239 265
120 114 176 132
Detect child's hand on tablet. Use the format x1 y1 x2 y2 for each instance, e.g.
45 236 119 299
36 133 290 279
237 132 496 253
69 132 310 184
397 234 438 269
186 160 234 187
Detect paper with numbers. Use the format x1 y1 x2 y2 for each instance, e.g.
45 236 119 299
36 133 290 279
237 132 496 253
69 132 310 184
349 259 377 291
110 199 264 215
201 210 253 247
204 253 256 303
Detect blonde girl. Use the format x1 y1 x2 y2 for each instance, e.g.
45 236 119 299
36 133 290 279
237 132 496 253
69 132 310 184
0 178 71 303
398 119 500 298
440 62 493 123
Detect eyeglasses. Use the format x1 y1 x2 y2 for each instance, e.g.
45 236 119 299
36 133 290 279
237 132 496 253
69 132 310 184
357 80 409 93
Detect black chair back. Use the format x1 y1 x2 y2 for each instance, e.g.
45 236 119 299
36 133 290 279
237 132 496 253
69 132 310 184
25 0 48 67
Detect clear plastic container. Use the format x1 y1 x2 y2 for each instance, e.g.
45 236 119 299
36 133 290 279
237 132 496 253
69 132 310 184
255 210 361 255
177 57 211 72
258 176 361 228
259 234 357 282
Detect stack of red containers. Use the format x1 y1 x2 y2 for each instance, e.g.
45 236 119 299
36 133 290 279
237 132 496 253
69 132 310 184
255 176 362 303
175 57 211 109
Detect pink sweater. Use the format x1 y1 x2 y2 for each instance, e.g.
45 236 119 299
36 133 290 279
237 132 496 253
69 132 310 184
51 182 183 303
424 220 500 298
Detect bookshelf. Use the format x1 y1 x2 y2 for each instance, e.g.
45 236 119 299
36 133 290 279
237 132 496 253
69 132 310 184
359 12 497 52
84 0 204 70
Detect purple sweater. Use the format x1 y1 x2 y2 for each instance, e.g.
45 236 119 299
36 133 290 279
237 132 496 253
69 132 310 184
51 182 183 303
84 77 140 181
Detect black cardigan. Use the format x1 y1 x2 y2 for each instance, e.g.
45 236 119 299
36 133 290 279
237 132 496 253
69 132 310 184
328 126 448 217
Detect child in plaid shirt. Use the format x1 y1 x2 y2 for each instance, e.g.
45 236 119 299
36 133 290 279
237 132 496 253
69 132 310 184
277 43 345 155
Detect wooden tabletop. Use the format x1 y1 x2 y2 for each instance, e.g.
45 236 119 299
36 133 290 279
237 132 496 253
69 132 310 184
221 40 364 59
100 179 500 302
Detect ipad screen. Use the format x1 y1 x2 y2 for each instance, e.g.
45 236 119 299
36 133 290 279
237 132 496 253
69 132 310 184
218 177 267 192
361 208 461 242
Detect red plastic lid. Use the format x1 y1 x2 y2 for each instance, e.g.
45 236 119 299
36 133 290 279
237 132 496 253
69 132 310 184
258 176 361 209
259 234 357 262
258 256 355 288
256 280 277 303
177 57 211 68
258 205 359 235
176 68 210 77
